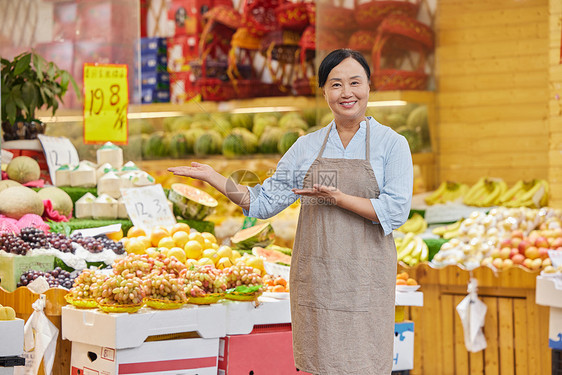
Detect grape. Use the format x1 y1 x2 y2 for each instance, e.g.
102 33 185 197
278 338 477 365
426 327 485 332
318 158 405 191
20 226 49 249
70 233 125 255
222 262 263 289
17 267 78 289
69 269 107 299
112 254 155 278
143 270 187 302
46 232 74 253
181 265 227 296
97 275 145 305
0 233 31 255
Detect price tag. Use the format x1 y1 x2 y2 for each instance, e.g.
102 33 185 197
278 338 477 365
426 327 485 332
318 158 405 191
121 184 176 234
37 134 80 185
83 63 128 144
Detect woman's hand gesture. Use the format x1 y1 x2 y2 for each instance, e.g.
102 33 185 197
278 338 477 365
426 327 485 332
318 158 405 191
168 162 215 182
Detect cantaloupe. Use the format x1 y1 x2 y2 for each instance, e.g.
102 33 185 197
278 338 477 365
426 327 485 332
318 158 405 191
37 186 73 217
168 183 218 221
231 222 275 250
0 180 22 193
6 156 41 183
0 186 44 219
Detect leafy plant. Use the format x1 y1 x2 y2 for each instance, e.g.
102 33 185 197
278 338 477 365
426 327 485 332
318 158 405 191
1 51 80 125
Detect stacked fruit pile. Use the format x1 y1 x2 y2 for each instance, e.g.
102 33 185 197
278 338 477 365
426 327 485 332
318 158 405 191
396 213 427 235
431 207 562 270
395 233 429 267
17 267 75 289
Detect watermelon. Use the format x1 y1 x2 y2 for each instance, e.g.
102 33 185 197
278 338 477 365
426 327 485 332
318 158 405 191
230 113 253 130
129 119 155 134
252 246 292 264
300 108 318 128
278 129 304 155
231 222 275 250
183 128 205 154
6 156 41 184
258 127 284 154
222 133 246 158
194 130 223 156
406 105 429 144
168 183 218 221
397 126 423 153
142 132 169 159
386 113 407 129
168 116 192 132
252 114 278 138
169 132 190 158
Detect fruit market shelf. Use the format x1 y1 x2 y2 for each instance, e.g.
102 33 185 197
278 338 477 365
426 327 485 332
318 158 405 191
37 91 435 121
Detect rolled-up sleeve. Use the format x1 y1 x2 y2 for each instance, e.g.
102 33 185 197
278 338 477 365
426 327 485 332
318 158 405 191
242 140 302 219
370 136 413 235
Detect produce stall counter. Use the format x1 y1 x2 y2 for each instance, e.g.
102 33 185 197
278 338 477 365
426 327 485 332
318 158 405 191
399 264 550 375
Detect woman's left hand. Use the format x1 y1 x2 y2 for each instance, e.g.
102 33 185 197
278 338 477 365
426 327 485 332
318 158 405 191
292 184 343 205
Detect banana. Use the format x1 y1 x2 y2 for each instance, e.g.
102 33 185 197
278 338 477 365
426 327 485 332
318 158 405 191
420 241 429 262
512 179 545 207
397 213 426 234
463 178 487 205
424 182 448 205
479 181 502 206
443 229 460 240
432 220 462 237
499 180 524 204
397 232 415 253
397 237 417 260
410 237 424 259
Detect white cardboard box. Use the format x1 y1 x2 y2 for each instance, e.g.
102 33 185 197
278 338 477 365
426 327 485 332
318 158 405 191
223 298 292 335
70 338 219 375
393 321 415 371
395 291 424 306
62 304 226 349
535 276 562 349
0 318 24 357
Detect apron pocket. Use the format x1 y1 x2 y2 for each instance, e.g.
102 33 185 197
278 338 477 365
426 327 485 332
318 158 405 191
296 255 371 312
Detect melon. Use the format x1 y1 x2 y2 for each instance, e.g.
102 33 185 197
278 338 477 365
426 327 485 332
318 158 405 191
0 180 22 193
37 187 73 217
169 132 190 158
230 113 253 130
252 114 278 139
222 128 258 157
278 129 304 155
6 156 41 184
168 183 218 221
231 222 275 250
252 246 291 264
258 127 284 154
0 186 44 219
194 130 223 156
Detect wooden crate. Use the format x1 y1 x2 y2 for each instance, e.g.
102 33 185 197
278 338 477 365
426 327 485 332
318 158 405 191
0 287 70 375
399 264 551 375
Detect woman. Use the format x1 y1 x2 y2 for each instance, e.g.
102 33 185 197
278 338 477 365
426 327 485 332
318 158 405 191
168 48 413 374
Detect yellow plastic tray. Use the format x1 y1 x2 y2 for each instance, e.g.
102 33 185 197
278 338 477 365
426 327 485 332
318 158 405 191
144 298 186 310
64 294 98 309
187 293 223 305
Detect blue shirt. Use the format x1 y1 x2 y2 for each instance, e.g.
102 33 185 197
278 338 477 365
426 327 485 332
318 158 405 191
244 117 413 235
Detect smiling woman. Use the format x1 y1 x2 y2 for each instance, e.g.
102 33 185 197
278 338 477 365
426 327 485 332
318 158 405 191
168 48 413 375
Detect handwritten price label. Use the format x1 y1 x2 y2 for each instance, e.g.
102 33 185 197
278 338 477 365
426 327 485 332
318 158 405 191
37 134 80 185
83 63 129 144
121 184 176 234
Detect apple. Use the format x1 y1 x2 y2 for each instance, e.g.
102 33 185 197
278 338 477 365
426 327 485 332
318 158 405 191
509 248 519 258
499 238 512 248
525 246 539 260
492 258 504 270
503 259 514 269
511 253 525 265
481 257 493 267
538 248 550 259
511 237 522 249
518 240 531 254
530 258 543 270
543 258 552 267
499 247 511 260
511 230 524 239
490 248 501 259
551 237 562 248
534 236 549 248
523 258 533 269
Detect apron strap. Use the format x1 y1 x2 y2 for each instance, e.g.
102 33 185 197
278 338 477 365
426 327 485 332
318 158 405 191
317 123 333 158
365 117 370 160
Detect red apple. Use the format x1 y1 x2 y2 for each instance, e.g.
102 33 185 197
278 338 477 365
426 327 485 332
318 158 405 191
499 247 511 260
492 258 504 269
523 258 533 269
551 237 562 248
503 259 514 269
525 246 539 260
534 236 549 248
518 240 531 254
511 237 522 249
512 253 525 265
538 248 550 259
509 248 519 258
490 249 501 259
499 238 512 248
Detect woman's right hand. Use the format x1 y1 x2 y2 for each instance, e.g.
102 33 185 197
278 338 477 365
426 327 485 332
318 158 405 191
168 162 215 182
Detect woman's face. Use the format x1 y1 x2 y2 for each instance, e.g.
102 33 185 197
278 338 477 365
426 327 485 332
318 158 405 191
322 57 370 124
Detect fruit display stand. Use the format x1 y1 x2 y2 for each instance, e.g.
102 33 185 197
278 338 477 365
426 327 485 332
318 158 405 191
0 287 69 375
398 264 550 375
0 316 24 375
61 303 226 375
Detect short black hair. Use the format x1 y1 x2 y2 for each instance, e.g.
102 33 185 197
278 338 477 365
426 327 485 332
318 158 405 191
318 49 371 88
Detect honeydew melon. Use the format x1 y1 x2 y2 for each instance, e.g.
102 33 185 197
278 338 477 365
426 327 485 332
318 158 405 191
6 156 41 184
231 222 275 250
37 186 73 217
0 186 44 219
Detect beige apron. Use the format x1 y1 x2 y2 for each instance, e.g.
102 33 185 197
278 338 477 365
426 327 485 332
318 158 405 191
291 122 397 375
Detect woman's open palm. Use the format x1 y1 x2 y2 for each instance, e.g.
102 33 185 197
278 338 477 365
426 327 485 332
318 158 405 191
168 162 215 182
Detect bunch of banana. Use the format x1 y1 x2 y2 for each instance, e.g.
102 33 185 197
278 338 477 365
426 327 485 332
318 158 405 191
424 181 469 205
395 233 429 267
397 213 428 235
431 219 463 240
499 179 549 208
463 178 508 207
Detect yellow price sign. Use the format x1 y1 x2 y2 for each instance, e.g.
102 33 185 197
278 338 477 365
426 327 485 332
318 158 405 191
83 63 128 144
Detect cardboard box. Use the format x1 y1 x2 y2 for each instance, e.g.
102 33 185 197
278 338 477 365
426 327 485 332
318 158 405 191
0 253 55 292
140 37 168 54
393 321 415 371
536 276 562 349
170 71 198 104
223 298 291 336
167 35 199 72
71 337 219 375
146 0 175 38
395 291 424 306
62 303 226 348
218 325 301 375
0 318 24 357
141 88 171 104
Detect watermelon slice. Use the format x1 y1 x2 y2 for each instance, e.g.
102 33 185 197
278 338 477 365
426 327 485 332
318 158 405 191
231 222 275 250
168 183 218 221
252 246 291 265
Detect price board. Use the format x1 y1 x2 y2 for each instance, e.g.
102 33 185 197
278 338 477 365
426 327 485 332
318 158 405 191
83 63 128 144
37 134 80 186
121 184 176 234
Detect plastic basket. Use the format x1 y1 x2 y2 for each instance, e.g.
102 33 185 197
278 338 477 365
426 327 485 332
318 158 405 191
64 294 98 309
242 0 284 36
197 78 236 101
187 293 224 305
144 297 186 310
354 0 421 30
348 30 377 53
275 1 309 31
318 4 355 31
97 302 143 313
224 291 262 301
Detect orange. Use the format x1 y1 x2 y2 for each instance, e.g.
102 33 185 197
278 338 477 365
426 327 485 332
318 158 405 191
272 285 286 293
184 240 203 259
396 271 409 281
158 236 176 249
150 227 169 247
396 279 407 286
126 238 146 255
127 226 146 238
201 232 217 244
106 229 123 241
274 277 287 287
170 222 191 235
188 232 205 246
406 278 418 286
